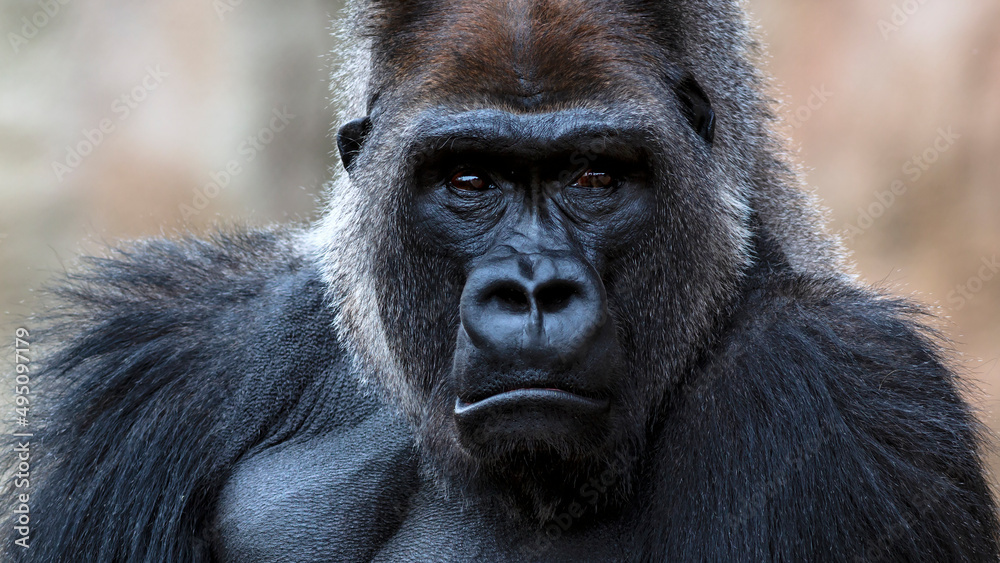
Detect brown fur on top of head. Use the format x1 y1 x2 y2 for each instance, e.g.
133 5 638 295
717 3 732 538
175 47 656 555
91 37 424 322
361 0 665 111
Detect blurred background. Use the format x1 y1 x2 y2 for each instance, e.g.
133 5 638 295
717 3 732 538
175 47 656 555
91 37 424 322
0 0 998 478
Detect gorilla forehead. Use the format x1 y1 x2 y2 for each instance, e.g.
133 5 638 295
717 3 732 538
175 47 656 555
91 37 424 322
402 107 659 165
366 0 668 109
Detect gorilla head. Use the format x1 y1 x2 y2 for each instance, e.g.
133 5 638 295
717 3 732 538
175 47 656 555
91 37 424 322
318 0 835 519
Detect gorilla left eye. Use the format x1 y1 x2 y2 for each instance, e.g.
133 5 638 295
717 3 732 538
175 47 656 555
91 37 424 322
450 172 490 192
572 170 616 189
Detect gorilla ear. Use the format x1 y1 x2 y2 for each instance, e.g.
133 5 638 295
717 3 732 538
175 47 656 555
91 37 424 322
674 74 716 145
337 116 372 171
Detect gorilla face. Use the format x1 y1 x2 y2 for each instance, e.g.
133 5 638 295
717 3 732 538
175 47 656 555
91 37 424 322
409 110 660 463
323 0 752 518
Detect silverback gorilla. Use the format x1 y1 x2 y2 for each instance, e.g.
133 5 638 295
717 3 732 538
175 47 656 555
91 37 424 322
6 0 999 561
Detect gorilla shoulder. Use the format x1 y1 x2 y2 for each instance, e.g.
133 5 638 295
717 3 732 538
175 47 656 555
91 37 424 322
19 229 399 562
638 251 996 561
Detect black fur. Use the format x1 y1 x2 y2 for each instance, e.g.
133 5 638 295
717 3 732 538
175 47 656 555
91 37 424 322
639 230 999 561
2 231 384 561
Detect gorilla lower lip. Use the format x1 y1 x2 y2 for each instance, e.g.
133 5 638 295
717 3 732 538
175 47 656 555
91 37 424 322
454 388 610 416
454 389 612 452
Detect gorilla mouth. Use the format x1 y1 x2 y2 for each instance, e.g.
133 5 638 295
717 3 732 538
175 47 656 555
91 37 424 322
454 388 610 417
453 388 612 454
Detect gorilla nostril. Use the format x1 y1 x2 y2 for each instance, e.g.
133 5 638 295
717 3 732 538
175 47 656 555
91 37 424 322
535 282 580 314
485 283 531 313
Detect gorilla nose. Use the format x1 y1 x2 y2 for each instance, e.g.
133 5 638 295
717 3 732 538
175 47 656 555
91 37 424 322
460 252 608 366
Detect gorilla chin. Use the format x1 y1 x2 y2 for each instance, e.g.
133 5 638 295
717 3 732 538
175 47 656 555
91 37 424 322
445 380 632 523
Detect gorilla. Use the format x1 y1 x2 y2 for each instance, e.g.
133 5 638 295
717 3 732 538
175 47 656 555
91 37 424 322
5 0 998 561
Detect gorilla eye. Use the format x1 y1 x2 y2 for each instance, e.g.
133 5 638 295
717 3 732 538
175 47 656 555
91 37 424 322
572 170 616 189
450 172 490 192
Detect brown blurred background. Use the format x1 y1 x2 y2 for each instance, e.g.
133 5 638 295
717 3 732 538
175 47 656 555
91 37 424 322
1 1 998 480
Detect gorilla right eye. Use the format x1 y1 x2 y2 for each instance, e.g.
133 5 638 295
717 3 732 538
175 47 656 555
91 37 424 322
450 171 490 191
572 169 616 189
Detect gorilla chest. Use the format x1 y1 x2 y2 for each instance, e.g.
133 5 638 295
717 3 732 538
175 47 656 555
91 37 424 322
215 411 420 562
214 413 631 562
